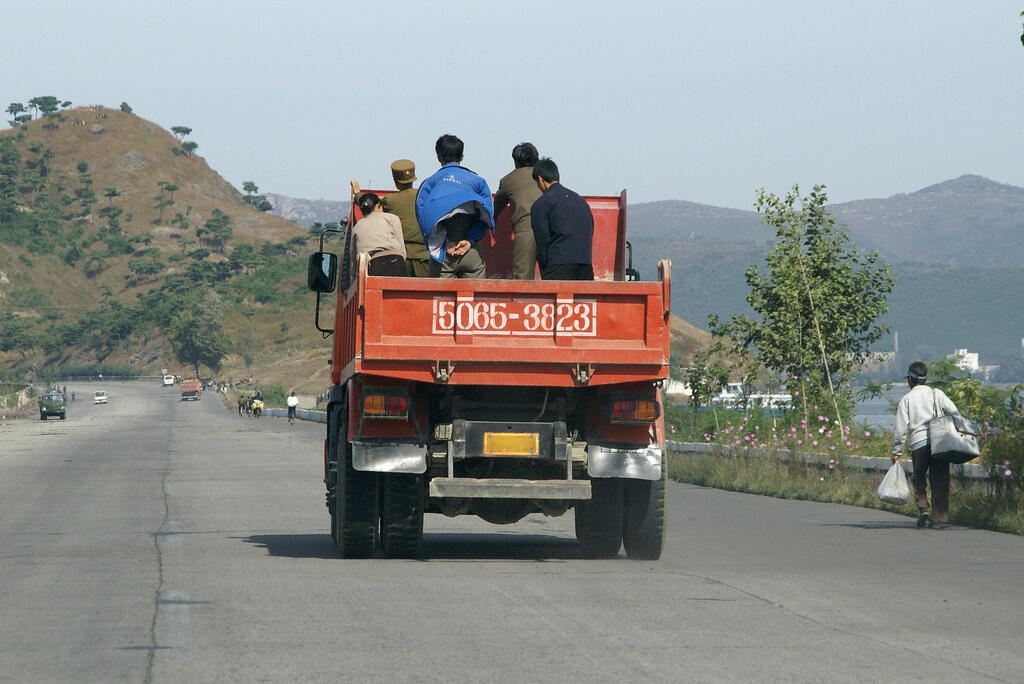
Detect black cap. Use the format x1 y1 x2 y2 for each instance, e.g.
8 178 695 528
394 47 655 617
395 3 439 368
906 361 927 381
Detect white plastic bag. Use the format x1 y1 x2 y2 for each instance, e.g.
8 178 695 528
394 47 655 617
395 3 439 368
877 461 911 505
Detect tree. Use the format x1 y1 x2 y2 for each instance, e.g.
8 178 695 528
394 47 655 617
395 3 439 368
104 187 120 203
242 181 273 212
709 185 893 430
169 304 230 377
171 126 192 141
181 141 198 157
6 102 25 127
120 102 133 113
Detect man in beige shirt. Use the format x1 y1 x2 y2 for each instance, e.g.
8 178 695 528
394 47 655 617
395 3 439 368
348 193 405 276
493 142 542 280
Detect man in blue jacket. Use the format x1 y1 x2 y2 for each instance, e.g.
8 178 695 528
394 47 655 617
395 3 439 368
415 134 494 278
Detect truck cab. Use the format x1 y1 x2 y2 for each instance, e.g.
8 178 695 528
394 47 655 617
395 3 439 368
39 392 67 420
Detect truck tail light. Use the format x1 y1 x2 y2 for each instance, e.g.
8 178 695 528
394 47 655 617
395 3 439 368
362 392 409 419
609 398 658 424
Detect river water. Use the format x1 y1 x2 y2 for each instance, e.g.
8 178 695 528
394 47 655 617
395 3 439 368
852 388 905 429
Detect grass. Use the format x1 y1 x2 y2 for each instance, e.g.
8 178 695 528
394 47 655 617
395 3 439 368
668 450 1024 536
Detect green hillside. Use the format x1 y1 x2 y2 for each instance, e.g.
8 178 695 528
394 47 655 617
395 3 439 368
0 102 335 392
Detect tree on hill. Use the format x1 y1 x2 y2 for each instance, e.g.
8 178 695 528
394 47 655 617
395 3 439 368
6 102 25 127
171 126 192 141
181 141 198 157
709 185 893 432
120 102 133 113
242 181 273 212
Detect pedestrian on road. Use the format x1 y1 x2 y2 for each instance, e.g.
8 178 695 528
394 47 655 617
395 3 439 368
287 391 299 425
891 361 962 529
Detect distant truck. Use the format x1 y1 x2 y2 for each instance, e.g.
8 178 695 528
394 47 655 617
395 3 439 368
39 391 67 420
307 189 671 560
180 378 202 401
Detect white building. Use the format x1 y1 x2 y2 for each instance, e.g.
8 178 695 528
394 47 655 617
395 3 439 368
950 348 979 373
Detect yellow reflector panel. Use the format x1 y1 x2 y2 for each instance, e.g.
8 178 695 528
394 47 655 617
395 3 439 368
484 432 539 456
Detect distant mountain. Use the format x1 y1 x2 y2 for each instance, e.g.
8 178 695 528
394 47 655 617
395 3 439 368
830 175 1024 266
626 175 1024 268
265 193 349 227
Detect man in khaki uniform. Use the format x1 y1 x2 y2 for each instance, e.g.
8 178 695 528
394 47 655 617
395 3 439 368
351 159 436 277
493 142 542 280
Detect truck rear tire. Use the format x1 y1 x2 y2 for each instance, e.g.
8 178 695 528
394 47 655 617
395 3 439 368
333 407 379 558
622 456 666 561
379 473 425 558
575 478 623 558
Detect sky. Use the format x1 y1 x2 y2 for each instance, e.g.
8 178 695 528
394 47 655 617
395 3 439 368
5 1 1023 209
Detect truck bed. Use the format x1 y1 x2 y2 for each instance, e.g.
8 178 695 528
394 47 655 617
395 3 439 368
330 259 671 387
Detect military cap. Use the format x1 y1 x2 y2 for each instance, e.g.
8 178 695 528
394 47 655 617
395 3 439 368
391 159 416 184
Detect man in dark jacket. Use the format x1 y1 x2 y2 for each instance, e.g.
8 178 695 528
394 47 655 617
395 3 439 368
529 158 594 280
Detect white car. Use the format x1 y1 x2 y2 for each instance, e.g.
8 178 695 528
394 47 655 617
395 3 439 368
93 391 108 405
162 375 175 386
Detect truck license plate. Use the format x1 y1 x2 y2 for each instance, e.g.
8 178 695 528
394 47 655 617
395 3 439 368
483 432 540 456
432 297 597 337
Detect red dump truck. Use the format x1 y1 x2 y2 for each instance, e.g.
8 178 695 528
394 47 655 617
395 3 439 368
180 378 202 401
307 190 671 559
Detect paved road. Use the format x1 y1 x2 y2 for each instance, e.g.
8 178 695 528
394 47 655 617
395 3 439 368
1 381 1022 683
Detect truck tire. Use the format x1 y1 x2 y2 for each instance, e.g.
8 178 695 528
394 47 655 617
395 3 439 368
574 478 623 558
622 455 667 561
333 407 379 558
379 473 424 558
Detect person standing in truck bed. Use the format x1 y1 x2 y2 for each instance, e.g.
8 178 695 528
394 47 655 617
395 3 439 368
493 142 542 280
350 159 436 277
416 134 494 279
530 158 594 280
348 193 406 276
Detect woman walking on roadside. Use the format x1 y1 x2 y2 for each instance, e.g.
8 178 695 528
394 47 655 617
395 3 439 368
891 361 962 529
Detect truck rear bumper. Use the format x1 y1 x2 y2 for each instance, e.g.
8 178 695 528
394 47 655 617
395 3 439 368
588 445 662 480
429 477 591 500
352 442 427 474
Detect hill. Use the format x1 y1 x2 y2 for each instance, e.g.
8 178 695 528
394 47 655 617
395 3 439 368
0 104 334 394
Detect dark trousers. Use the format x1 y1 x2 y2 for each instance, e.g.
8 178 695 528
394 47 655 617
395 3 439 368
911 444 950 522
541 263 594 281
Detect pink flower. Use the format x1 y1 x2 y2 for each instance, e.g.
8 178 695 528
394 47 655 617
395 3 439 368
829 459 836 465
829 446 836 451
828 464 834 470
812 440 818 446
797 439 803 445
864 431 871 437
1006 469 1013 477
846 441 852 447
819 476 825 481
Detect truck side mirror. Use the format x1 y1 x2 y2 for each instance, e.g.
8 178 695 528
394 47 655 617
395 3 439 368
307 252 338 293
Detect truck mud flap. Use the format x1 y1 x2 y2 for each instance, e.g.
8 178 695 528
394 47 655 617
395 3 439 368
351 442 427 474
588 445 663 480
429 478 591 500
